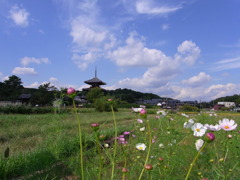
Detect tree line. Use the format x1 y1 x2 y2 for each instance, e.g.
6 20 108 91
0 75 161 106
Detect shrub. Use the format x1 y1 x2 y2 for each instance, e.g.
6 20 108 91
94 97 118 112
179 104 199 112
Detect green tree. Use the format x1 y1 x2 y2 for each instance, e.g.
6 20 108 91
86 87 104 103
30 83 57 106
0 75 24 101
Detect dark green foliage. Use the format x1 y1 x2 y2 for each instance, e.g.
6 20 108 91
106 88 161 104
211 94 240 106
93 96 118 112
0 105 71 114
86 87 104 103
179 104 199 112
0 75 24 101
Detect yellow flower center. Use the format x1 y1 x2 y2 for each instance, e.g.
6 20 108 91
139 147 143 150
196 128 200 132
224 125 229 129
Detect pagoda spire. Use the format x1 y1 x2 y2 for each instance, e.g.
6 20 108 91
95 66 97 77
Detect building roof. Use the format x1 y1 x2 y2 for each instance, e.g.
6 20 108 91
18 94 32 100
84 77 106 85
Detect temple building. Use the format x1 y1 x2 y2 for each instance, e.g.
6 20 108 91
83 68 106 91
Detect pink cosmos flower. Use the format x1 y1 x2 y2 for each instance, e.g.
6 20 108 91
140 108 147 115
137 119 143 123
219 118 238 131
123 131 130 135
67 87 76 95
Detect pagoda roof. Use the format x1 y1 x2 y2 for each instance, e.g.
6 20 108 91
84 77 106 85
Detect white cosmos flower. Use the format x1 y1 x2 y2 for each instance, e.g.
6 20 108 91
159 143 164 148
191 123 207 137
195 139 204 151
136 143 146 151
132 107 143 113
104 144 109 148
181 113 189 117
183 119 195 128
139 127 145 131
157 110 167 116
204 124 221 131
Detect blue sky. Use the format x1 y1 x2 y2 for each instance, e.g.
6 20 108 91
1 0 240 101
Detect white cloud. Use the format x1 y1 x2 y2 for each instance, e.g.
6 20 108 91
204 83 239 100
70 18 107 48
20 57 50 66
182 72 211 88
108 33 167 67
72 52 99 70
161 24 169 31
211 57 240 71
12 67 37 75
9 5 29 27
175 40 201 65
49 77 58 82
135 0 182 15
111 36 201 92
68 1 117 70
24 81 40 88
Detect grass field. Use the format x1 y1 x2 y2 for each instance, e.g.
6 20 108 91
0 108 239 179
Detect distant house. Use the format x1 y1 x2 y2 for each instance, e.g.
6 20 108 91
213 102 235 111
217 102 235 108
17 94 32 105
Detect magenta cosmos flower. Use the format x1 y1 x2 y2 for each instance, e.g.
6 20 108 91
219 118 238 131
67 87 76 95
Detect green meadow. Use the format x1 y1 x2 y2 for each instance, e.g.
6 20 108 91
0 109 239 179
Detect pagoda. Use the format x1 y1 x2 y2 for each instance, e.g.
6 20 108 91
83 68 106 91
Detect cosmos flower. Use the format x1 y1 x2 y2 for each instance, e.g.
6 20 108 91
159 143 164 148
204 124 221 131
139 127 145 131
136 143 146 151
157 110 167 116
67 87 76 95
181 113 189 118
191 123 207 137
132 107 144 113
137 119 143 123
195 139 204 151
206 132 215 142
183 119 195 128
219 118 238 131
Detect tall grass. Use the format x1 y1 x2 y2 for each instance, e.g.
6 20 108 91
0 109 239 179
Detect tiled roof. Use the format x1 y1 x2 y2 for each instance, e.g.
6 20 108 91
84 77 106 85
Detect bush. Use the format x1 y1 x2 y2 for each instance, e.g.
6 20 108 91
179 104 199 112
93 97 118 112
0 105 64 114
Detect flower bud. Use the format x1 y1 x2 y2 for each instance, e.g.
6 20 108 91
227 134 232 139
206 132 215 142
122 167 128 173
158 157 164 162
144 164 153 170
67 87 76 95
91 123 100 131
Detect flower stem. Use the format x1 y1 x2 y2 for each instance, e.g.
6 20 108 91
138 120 152 180
94 131 102 180
73 100 84 180
110 105 117 180
185 142 207 180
